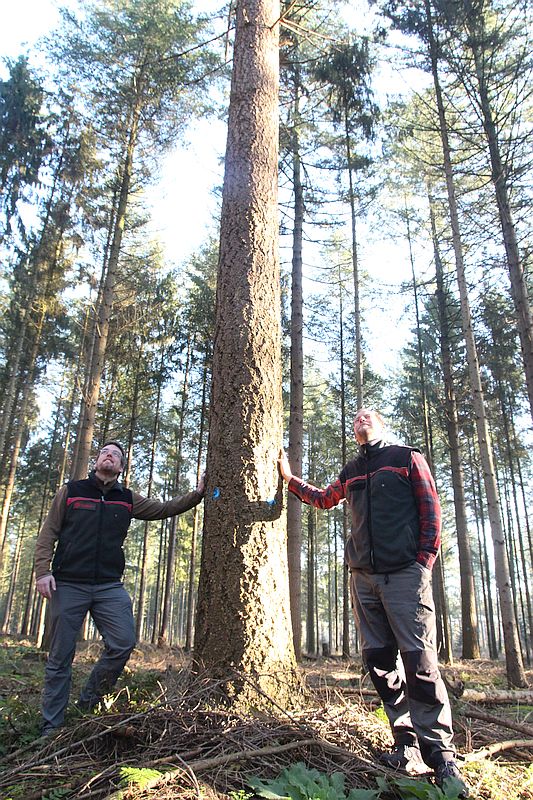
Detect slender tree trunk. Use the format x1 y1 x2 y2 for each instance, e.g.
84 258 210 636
151 516 167 644
158 337 192 647
429 195 479 659
306 505 316 655
345 117 363 408
194 0 297 705
337 266 351 658
72 79 145 479
185 354 209 651
0 520 24 633
135 354 164 640
0 304 48 552
123 341 145 487
424 0 526 686
461 0 533 422
287 63 304 660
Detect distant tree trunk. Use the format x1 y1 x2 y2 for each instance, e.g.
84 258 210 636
429 196 479 660
72 83 144 479
468 437 499 659
424 0 526 687
194 0 298 706
135 354 164 640
158 337 192 647
123 341 145 487
287 62 304 661
333 511 340 652
185 354 209 651
0 307 47 552
460 0 533 423
337 266 351 658
497 398 532 663
151 516 167 644
306 505 316 656
0 520 24 633
345 118 363 408
327 515 333 655
405 203 452 660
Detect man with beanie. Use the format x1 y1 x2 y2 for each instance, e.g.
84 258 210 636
278 409 469 798
34 440 205 736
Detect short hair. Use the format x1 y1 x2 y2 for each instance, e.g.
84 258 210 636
100 440 126 468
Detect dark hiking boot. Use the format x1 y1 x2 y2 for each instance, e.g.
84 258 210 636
75 695 100 714
379 743 427 774
434 761 470 798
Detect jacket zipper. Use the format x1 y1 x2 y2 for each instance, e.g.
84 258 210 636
95 494 105 582
366 447 375 571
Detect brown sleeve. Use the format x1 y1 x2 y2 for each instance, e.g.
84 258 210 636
132 489 203 521
34 485 68 579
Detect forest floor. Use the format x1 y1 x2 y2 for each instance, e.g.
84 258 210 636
0 637 532 800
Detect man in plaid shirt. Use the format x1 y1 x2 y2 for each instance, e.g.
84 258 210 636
278 408 469 797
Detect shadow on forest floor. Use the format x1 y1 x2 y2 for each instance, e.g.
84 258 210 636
0 637 532 800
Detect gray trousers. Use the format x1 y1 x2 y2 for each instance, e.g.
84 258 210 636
350 562 455 768
42 581 136 731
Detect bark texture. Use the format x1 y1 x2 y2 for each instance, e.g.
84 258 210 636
194 0 298 707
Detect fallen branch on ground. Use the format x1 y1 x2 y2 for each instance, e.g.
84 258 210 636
464 739 533 761
460 690 533 704
104 738 319 800
458 706 533 738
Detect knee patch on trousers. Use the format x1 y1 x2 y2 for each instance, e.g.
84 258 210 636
402 649 448 705
364 646 403 702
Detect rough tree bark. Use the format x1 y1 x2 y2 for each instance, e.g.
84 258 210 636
194 0 298 707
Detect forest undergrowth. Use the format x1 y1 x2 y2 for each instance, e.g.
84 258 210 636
0 638 531 800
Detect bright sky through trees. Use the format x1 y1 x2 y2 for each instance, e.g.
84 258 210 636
0 0 427 381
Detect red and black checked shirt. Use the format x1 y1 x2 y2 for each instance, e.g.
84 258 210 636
288 443 441 572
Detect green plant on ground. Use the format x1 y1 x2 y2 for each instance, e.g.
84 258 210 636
0 695 42 753
247 762 381 800
372 705 388 724
41 788 72 800
247 763 472 800
376 774 466 799
229 790 253 800
119 766 163 791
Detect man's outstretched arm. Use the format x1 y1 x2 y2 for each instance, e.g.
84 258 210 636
278 450 345 510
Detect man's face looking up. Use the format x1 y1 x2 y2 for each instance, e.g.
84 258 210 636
95 445 123 479
353 409 384 445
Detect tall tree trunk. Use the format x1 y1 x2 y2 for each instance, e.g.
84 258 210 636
306 432 317 656
194 0 298 706
0 520 24 633
345 116 363 408
287 63 304 660
405 203 452 660
429 195 479 659
135 352 164 640
468 437 499 659
424 0 526 687
158 337 193 647
0 303 47 552
337 265 351 658
461 0 533 422
185 354 209 651
72 82 144 479
123 341 145 487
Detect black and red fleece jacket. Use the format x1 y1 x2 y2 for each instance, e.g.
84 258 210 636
288 440 441 573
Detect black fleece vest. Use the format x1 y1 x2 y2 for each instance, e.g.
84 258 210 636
342 442 420 573
52 473 133 583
